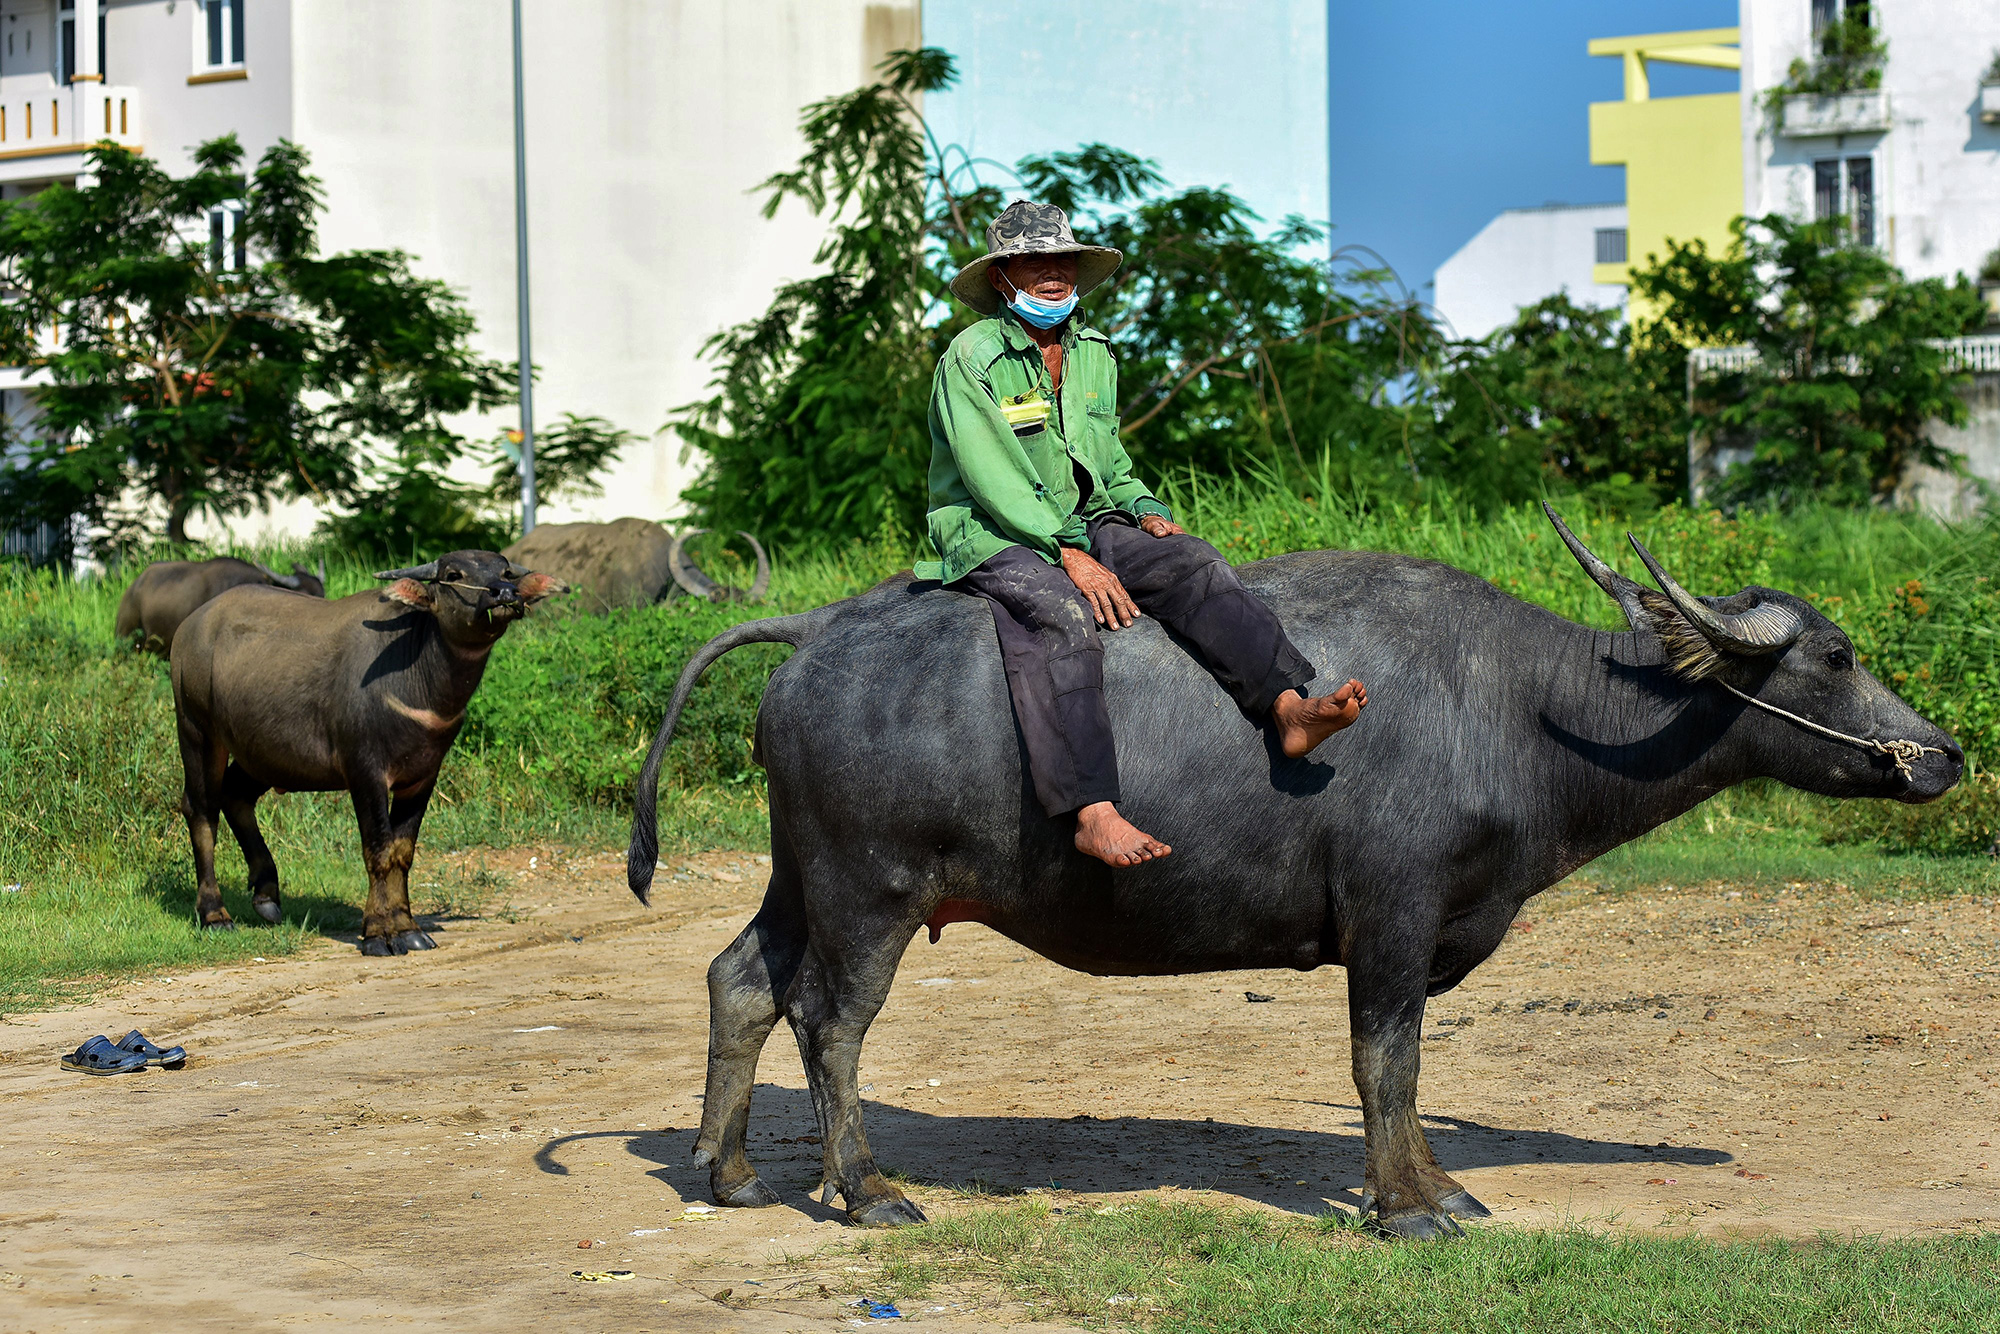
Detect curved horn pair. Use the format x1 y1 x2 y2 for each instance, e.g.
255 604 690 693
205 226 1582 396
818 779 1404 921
1543 504 1802 656
373 560 440 582
669 530 771 603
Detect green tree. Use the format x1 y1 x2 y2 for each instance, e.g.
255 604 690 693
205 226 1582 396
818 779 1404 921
0 137 513 549
673 48 1437 549
1636 214 1983 508
1423 294 1689 511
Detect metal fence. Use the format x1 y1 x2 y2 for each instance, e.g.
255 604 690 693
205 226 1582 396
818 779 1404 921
1 518 70 568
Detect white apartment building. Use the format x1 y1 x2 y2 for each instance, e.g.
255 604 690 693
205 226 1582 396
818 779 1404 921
1741 0 2000 284
1430 202 1629 342
0 0 921 544
1440 0 2000 331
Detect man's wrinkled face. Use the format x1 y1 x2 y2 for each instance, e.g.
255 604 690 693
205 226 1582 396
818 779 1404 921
990 253 1077 303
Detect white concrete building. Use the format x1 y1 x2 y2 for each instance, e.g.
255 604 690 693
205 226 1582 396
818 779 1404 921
0 0 921 543
1741 0 2000 283
1430 202 1629 341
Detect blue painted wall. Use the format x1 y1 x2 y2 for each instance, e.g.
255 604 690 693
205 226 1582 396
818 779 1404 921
921 0 1330 235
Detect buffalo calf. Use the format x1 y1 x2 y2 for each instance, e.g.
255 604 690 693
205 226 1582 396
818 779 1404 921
170 550 564 952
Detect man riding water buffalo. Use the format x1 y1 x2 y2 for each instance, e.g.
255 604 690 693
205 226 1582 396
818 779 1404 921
923 200 1368 867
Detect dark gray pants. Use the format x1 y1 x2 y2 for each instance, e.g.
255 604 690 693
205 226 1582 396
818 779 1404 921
961 518 1316 817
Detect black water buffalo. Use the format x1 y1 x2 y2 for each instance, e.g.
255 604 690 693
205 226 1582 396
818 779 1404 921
116 557 326 656
171 551 564 952
626 507 1960 1236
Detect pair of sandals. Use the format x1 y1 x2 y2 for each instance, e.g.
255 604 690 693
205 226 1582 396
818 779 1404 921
61 1031 186 1076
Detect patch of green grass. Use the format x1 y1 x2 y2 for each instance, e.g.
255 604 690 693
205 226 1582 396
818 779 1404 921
1571 784 2000 901
862 1198 2000 1333
7 492 2000 1007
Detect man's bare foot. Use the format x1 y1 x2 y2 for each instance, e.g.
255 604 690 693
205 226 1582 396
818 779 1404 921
1272 679 1368 759
1074 801 1172 868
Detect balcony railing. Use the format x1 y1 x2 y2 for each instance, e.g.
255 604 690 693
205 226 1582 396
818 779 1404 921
1779 90 1889 137
0 83 140 161
1690 334 2000 377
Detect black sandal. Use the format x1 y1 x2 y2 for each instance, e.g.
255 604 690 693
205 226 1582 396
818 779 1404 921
115 1030 187 1069
61 1036 150 1076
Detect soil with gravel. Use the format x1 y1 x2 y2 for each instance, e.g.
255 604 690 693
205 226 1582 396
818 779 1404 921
3 846 1998 1331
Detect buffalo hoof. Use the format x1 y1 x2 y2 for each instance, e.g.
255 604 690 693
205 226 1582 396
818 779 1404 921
1437 1188 1492 1220
201 918 236 931
1372 1209 1463 1241
848 1196 928 1228
252 897 283 925
358 935 401 957
716 1177 783 1208
392 930 437 952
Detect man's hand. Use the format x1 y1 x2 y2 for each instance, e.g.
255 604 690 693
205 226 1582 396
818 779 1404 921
1060 546 1140 629
1138 514 1186 539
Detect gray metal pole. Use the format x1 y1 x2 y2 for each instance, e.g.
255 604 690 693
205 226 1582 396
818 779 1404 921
511 0 537 533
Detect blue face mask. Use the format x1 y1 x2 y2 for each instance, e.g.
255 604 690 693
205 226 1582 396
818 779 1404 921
1000 272 1078 330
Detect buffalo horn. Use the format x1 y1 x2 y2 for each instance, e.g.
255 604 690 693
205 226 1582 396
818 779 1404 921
739 531 771 602
256 560 303 591
668 529 721 600
1627 534 1802 655
1541 503 1647 631
373 561 440 582
315 557 327 584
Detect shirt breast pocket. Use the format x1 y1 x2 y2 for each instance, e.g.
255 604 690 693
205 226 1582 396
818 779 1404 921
1084 402 1119 453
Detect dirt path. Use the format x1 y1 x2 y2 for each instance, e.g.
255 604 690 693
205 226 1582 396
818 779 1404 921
3 847 1999 1331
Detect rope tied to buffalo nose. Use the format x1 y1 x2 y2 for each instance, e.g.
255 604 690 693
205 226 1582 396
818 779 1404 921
1717 680 1945 780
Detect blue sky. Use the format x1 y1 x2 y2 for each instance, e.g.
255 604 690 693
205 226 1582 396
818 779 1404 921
925 1 1740 293
1331 1 1738 293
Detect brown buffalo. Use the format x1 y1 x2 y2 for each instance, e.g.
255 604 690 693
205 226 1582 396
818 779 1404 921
116 557 326 656
170 550 563 952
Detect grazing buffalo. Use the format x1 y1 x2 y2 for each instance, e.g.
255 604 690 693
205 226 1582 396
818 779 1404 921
626 506 1959 1235
171 551 564 952
116 557 326 656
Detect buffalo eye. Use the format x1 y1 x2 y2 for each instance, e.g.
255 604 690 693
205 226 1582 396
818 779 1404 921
1825 646 1853 671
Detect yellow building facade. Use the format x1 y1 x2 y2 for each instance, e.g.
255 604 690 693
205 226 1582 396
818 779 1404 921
1587 28 1743 318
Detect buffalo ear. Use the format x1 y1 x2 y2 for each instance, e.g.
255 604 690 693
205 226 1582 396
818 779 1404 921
385 578 434 610
516 572 568 604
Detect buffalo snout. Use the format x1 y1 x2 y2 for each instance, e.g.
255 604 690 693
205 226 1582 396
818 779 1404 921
1896 730 1964 804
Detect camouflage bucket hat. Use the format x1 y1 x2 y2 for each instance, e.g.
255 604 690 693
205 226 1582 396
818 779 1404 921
949 200 1123 317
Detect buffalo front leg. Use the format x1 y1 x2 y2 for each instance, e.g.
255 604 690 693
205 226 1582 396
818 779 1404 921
694 855 808 1209
351 781 435 956
1347 938 1487 1238
176 717 231 929
220 763 282 924
787 926 924 1227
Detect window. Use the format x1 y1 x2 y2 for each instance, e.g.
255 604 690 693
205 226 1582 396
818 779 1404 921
200 0 245 70
209 204 246 273
1845 157 1874 245
1595 228 1628 265
1812 0 1869 34
1813 156 1876 246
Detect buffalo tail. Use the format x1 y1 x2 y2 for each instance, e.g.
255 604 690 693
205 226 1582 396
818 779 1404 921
626 604 843 903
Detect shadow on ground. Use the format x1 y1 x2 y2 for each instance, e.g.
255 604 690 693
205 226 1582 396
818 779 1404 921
533 1083 1734 1219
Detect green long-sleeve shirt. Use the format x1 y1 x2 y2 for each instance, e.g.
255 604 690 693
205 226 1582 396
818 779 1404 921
916 310 1171 585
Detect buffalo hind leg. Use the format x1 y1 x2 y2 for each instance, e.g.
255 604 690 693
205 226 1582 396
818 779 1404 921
352 781 436 955
220 764 282 923
788 926 924 1227
694 858 807 1208
177 716 232 929
1347 936 1486 1237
